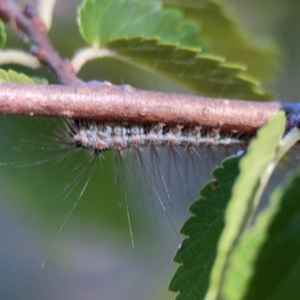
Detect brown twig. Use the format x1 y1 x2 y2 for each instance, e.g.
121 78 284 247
0 82 283 135
0 0 81 85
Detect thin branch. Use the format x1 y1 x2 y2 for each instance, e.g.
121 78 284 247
0 82 283 135
0 0 81 85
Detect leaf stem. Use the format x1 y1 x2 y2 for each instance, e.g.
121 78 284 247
0 49 40 67
71 47 114 73
37 0 57 31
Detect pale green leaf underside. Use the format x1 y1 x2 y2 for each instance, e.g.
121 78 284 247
169 156 240 300
107 38 270 100
163 0 279 81
205 112 286 300
78 0 271 100
0 20 6 49
222 166 300 300
0 69 35 84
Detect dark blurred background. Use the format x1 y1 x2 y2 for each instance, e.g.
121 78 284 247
0 0 299 299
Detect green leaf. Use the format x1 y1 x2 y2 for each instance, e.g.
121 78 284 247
205 112 287 300
169 156 240 300
162 0 279 81
107 38 270 100
222 166 300 300
78 0 205 49
31 76 48 85
0 69 35 84
77 0 271 100
0 20 6 49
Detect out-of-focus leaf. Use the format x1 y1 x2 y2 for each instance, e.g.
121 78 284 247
163 0 279 81
0 69 35 83
169 156 240 300
31 76 48 84
0 20 6 49
222 166 300 300
206 112 286 300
